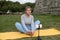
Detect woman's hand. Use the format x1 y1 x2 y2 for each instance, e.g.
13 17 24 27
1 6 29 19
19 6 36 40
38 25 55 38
26 31 34 36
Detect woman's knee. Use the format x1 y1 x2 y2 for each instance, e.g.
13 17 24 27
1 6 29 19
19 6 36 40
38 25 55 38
15 22 26 33
35 20 40 25
15 22 21 27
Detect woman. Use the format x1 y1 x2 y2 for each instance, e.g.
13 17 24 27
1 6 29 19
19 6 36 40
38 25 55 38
15 6 40 36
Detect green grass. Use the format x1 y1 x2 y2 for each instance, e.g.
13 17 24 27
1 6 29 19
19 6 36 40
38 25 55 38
0 14 60 40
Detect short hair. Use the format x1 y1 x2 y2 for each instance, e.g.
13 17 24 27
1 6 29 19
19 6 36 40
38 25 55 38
25 6 32 11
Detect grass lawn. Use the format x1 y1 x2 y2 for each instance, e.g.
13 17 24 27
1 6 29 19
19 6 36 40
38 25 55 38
0 14 60 40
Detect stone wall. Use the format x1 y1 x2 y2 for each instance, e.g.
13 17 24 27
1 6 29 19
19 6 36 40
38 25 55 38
33 0 60 15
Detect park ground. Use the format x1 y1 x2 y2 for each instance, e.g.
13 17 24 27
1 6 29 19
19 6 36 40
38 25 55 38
0 14 60 40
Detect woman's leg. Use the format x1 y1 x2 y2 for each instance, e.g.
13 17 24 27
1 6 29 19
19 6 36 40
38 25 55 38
26 24 31 30
32 20 40 32
23 20 40 33
15 22 26 33
35 20 40 25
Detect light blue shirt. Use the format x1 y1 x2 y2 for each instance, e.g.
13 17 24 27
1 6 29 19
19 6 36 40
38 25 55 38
21 14 34 32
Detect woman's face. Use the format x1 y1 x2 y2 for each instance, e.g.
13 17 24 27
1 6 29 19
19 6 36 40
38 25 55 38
25 8 31 15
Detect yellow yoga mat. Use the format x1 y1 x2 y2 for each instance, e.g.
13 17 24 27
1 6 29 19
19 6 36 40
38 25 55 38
0 28 60 40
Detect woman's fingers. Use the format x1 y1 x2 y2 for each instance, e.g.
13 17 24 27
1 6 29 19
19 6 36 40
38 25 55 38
26 31 34 36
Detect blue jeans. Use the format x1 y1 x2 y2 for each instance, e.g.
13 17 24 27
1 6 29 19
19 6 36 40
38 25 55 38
15 20 40 33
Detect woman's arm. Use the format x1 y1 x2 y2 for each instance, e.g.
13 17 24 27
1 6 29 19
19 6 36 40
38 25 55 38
21 16 30 32
31 16 34 32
